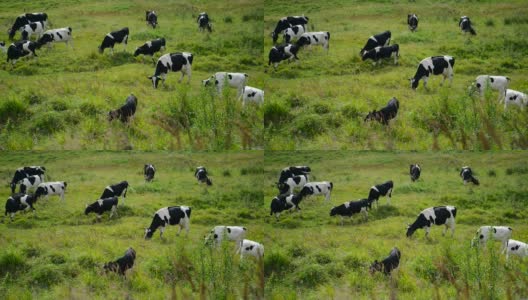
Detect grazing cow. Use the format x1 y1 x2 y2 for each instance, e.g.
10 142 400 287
460 166 479 185
108 94 137 123
364 97 399 125
8 13 48 40
98 27 129 54
277 174 309 194
473 75 510 101
195 166 212 185
242 86 264 106
202 72 248 97
410 164 421 182
362 44 399 65
283 25 306 43
146 11 158 28
272 16 309 43
505 239 528 260
299 181 333 201
406 206 457 238
4 193 37 221
408 14 418 32
471 226 512 250
296 32 330 51
100 181 129 203
459 16 476 35
360 31 391 56
410 56 455 90
144 206 192 239
10 166 46 193
237 239 264 259
134 38 166 62
19 174 44 194
330 199 371 225
204 226 247 248
35 181 67 201
38 27 73 48
85 197 119 220
268 43 300 71
370 247 401 275
278 166 311 184
20 21 47 40
270 193 303 219
144 164 155 182
197 12 212 32
504 89 528 109
103 247 136 276
367 180 394 208
0 40 39 65
148 52 193 88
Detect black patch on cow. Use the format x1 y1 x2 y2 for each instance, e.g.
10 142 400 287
228 74 232 80
476 83 481 88
493 228 497 233
512 245 520 251
249 92 256 97
293 176 302 184
246 245 254 251
215 79 219 85
50 185 56 192
56 32 62 40
479 234 484 239
312 35 319 42
29 176 36 185
227 228 231 233
316 185 322 192
214 233 218 238
490 77 494 83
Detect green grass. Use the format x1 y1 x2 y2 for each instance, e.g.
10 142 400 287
263 0 528 150
0 0 264 150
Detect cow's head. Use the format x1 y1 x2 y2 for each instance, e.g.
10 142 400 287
133 47 140 57
144 228 154 239
202 77 212 87
361 50 374 61
410 78 419 90
148 75 161 88
37 34 53 48
406 224 415 237
296 36 310 47
364 110 379 122
369 260 383 274
277 182 289 194
103 261 119 273
84 204 92 215
329 206 338 216
108 110 119 121
0 41 5 52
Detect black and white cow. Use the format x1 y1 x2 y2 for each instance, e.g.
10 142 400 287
144 164 155 182
367 180 393 208
504 89 528 109
364 97 399 125
296 32 330 51
100 181 129 203
237 239 264 259
272 16 309 44
473 75 510 102
148 52 193 88
0 40 39 65
330 199 371 225
361 44 399 65
278 166 311 185
98 27 129 54
20 21 47 40
144 206 192 239
8 13 48 40
108 94 137 123
360 30 391 56
283 25 306 43
299 181 333 201
134 38 166 62
270 193 303 219
146 11 158 29
35 181 67 201
505 239 528 260
370 247 401 275
268 43 300 71
204 226 247 248
277 174 309 194
195 166 212 185
471 226 512 250
202 72 248 97
4 193 37 221
408 14 418 32
19 174 44 194
406 206 457 238
242 86 264 106
410 56 455 90
410 164 421 182
10 166 46 193
197 12 212 32
38 27 73 48
103 247 136 276
460 166 479 185
85 197 119 220
459 16 476 35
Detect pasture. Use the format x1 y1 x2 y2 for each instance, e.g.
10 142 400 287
0 0 264 151
264 0 528 150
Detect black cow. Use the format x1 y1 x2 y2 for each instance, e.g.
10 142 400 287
0 40 39 65
9 166 45 194
197 12 212 32
100 181 128 203
410 164 421 182
144 206 192 239
367 180 394 208
148 52 193 88
98 27 129 54
277 166 311 184
85 197 118 220
144 164 155 182
408 14 418 32
104 247 136 276
4 193 37 221
108 94 137 123
146 11 158 28
460 166 479 185
134 38 166 62
459 16 476 35
330 199 371 225
362 44 399 65
195 166 212 185
271 16 309 43
410 56 455 90
360 30 391 56
268 43 300 71
270 193 303 219
406 206 457 238
8 12 48 40
365 97 399 125
370 247 401 275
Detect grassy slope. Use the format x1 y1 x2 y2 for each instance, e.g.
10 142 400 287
0 0 264 151
264 0 528 150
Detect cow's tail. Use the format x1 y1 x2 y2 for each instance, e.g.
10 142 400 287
469 27 476 35
68 27 72 33
449 57 455 68
187 54 193 65
206 178 212 186
470 176 479 185
451 207 457 218
185 207 192 218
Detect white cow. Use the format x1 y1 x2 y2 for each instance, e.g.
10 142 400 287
296 31 330 51
299 181 333 201
205 226 247 249
237 239 264 259
242 86 264 106
283 25 306 43
202 72 248 97
278 174 309 195
505 239 528 260
504 89 527 109
471 226 512 250
19 174 44 194
35 181 67 201
473 75 510 101
38 27 73 48
20 21 47 40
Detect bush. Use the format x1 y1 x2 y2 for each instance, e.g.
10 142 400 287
28 264 63 287
264 251 291 276
288 244 308 258
31 111 65 135
222 169 231 177
341 104 362 119
224 16 233 23
485 19 495 26
0 99 27 125
313 103 330 114
313 252 332 265
264 101 290 127
291 114 325 138
48 253 66 265
0 251 27 276
294 265 327 287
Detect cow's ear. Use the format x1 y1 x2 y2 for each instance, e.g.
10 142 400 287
85 204 88 208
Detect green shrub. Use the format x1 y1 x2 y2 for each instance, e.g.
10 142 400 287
341 104 362 119
264 101 290 127
28 264 63 287
313 103 330 114
48 253 66 265
291 114 325 138
0 251 27 276
49 100 69 111
264 251 291 276
313 252 332 265
288 244 308 258
31 111 65 135
0 99 27 125
79 102 101 116
222 169 231 177
485 19 495 26
294 265 327 287
224 16 233 23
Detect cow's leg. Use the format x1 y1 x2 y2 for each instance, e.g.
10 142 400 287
423 76 429 90
363 210 368 220
186 67 192 84
110 47 114 55
448 68 453 86
60 193 64 201
340 216 344 226
443 224 448 236
325 193 331 202
425 226 431 237
10 213 15 221
450 222 455 237
275 212 280 220
176 225 182 236
70 39 74 49
109 206 116 218
160 226 165 239
97 214 102 222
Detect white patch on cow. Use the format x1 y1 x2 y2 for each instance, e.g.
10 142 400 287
504 89 527 109
505 239 528 260
371 186 379 193
146 41 152 48
238 239 264 259
97 199 104 206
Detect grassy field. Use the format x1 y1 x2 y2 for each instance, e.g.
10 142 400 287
0 0 264 151
263 0 528 150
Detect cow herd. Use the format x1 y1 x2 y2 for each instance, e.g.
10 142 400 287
270 164 527 274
